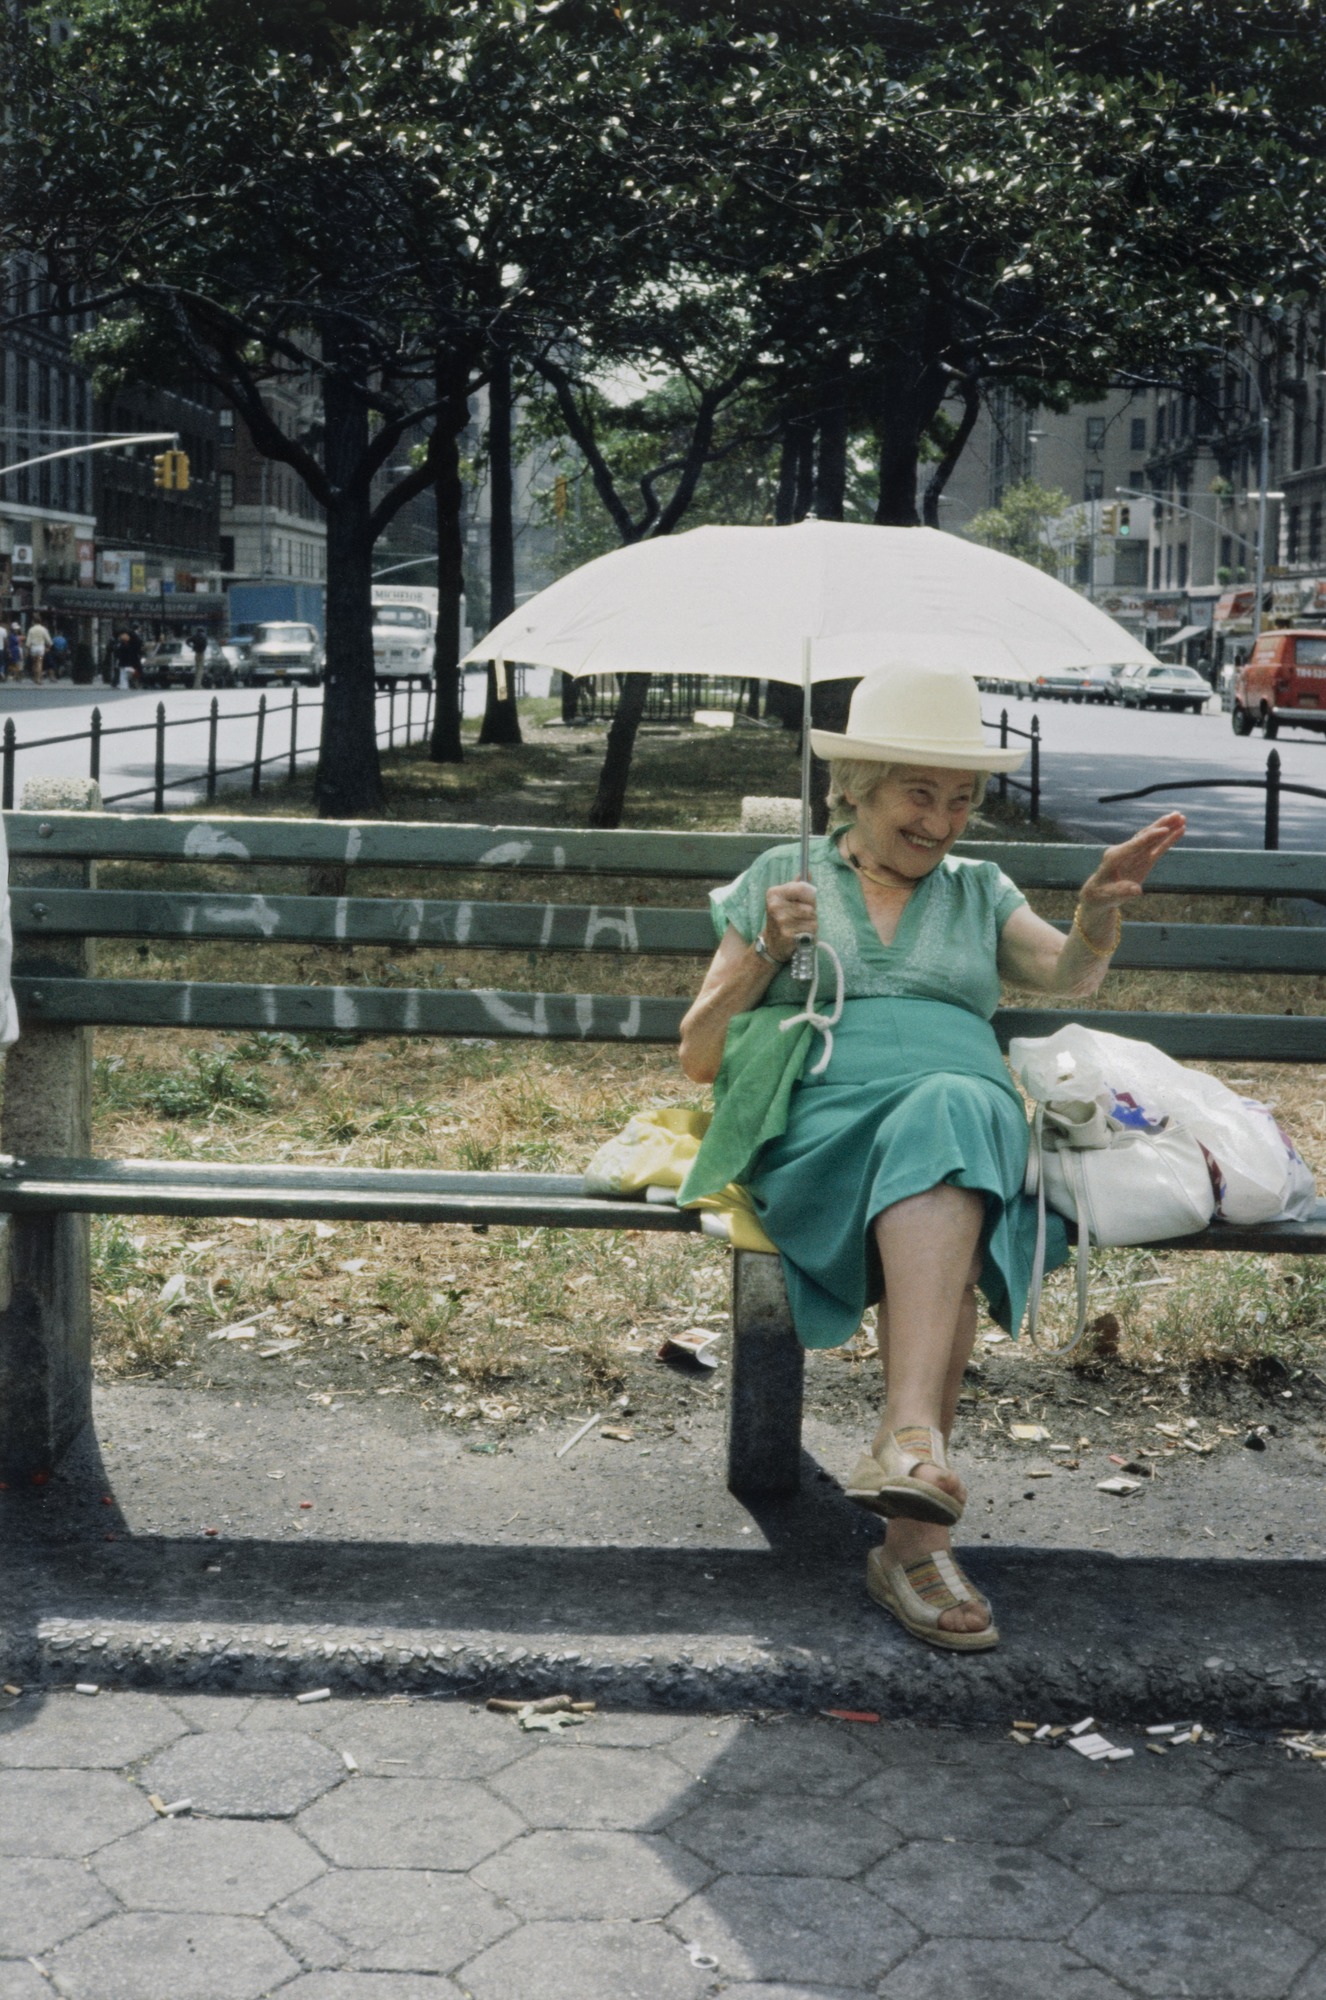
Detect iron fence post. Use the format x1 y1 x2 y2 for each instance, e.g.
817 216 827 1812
389 679 396 749
288 685 299 782
1265 748 1281 850
998 709 1009 803
424 679 433 741
251 694 267 796
2 721 14 811
406 679 413 742
153 702 166 813
207 698 219 800
1029 715 1041 823
89 707 102 785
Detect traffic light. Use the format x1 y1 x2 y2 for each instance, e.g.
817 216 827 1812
1101 503 1119 535
151 449 191 491
1118 504 1131 536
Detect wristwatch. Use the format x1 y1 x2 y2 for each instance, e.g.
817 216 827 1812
753 931 787 966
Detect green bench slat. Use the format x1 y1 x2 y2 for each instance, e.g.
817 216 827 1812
13 976 688 1041
8 812 1326 898
0 1157 699 1230
14 976 1326 1062
11 888 716 955
13 889 1321 973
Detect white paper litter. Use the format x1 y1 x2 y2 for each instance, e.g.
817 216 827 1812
295 1688 332 1705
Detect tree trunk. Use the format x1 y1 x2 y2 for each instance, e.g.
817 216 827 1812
809 677 856 833
478 336 522 747
874 344 949 528
588 672 650 827
559 670 580 724
429 401 467 764
922 376 982 528
814 360 850 521
316 370 384 818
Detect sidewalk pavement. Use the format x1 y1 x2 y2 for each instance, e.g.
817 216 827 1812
1 1687 1324 2000
4 1384 1326 1729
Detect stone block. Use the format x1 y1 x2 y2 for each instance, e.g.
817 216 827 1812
462 1919 709 2000
671 1874 918 1987
880 1938 1134 2000
164 1695 257 1731
853 1764 1058 1845
93 1815 325 1914
1017 1744 1217 1806
473 1829 708 1920
668 1793 899 1876
275 1978 464 2000
666 1719 879 1796
139 1729 345 1818
292 1701 533 1780
1246 1849 1326 1941
270 1869 513 1975
48 1911 298 2000
297 1777 522 1871
0 1768 154 1857
0 1691 187 1769
0 1963 56 2000
1071 1894 1314 1999
1213 1770 1326 1848
488 1745 692 1831
0 1856 114 1955
867 1842 1098 1940
1057 1805 1259 1894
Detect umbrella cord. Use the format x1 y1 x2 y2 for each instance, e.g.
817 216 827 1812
779 940 845 1076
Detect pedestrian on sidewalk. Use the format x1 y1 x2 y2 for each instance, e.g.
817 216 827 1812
189 624 208 687
5 623 24 682
679 664 1185 1654
110 627 142 689
24 617 52 684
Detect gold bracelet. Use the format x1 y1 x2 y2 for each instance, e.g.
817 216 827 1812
1072 902 1122 959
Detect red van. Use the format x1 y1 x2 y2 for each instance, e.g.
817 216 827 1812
1232 629 1326 737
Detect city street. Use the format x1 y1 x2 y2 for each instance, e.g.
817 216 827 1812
0 673 534 812
991 691 1326 852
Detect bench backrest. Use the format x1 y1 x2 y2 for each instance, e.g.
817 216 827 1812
8 812 1326 1062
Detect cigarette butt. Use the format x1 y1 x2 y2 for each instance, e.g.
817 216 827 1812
2 1684 20 1697
1147 1743 1168 1755
341 1750 359 1773
1010 1730 1032 1745
161 1798 192 1815
295 1688 332 1705
74 1683 99 1697
148 1793 169 1815
1012 1719 1038 1732
570 1701 597 1714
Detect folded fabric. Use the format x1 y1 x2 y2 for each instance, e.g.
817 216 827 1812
676 1004 813 1206
582 1104 779 1255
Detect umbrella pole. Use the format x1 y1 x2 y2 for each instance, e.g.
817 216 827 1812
791 636 815 984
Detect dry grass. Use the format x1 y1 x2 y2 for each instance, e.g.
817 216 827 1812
85 703 1326 1410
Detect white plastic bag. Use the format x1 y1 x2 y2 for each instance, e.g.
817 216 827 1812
1011 1022 1314 1226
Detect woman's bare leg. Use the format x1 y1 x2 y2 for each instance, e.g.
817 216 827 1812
870 1185 988 1635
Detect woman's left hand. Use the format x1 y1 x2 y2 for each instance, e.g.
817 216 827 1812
1080 811 1186 911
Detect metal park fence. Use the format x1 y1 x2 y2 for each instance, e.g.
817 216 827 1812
1101 748 1326 852
566 674 761 725
990 709 1041 823
0 680 435 813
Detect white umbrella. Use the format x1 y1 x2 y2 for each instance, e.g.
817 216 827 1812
464 520 1157 988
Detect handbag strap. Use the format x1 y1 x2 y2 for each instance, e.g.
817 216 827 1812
1025 1104 1093 1355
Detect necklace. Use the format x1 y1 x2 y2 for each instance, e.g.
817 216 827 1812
845 842 912 892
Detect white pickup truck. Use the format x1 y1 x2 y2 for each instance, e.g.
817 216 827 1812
372 585 437 686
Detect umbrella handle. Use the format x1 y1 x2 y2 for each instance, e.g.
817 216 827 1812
790 935 816 983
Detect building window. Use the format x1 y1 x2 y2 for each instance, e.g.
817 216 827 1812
1085 416 1106 452
1084 468 1104 501
37 365 51 423
1288 506 1301 564
73 460 84 512
1153 546 1162 587
1130 417 1146 452
1128 468 1144 494
219 535 235 572
1157 403 1167 443
1220 535 1232 570
1316 392 1324 466
218 471 235 509
15 359 28 415
1177 543 1189 587
1165 544 1173 586
1293 401 1306 471
1311 502 1323 566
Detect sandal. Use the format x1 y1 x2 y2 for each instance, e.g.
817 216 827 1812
866 1544 999 1653
844 1426 964 1527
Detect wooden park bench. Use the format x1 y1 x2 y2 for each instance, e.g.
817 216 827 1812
1 792 1324 1497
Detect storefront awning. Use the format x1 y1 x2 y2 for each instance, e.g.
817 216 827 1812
1158 624 1206 648
42 587 225 619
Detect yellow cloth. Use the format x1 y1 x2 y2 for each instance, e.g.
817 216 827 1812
582 1107 778 1255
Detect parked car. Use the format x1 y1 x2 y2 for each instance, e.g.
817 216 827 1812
372 602 435 687
140 639 234 689
1119 664 1211 714
218 641 251 683
1032 664 1095 702
1232 628 1326 738
246 621 324 686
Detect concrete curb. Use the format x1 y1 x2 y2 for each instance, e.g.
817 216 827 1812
7 1543 1325 1728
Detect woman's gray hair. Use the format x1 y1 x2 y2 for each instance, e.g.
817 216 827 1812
826 759 988 814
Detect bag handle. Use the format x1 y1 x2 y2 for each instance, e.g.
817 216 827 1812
1025 1104 1093 1355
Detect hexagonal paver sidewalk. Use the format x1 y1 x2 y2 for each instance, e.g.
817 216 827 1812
139 1730 346 1818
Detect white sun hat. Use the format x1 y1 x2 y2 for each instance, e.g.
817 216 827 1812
808 664 1027 774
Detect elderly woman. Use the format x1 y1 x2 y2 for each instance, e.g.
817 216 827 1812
679 666 1184 1652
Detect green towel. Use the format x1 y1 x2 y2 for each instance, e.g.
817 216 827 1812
677 1006 813 1207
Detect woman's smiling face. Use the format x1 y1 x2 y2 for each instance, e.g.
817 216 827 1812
847 765 977 881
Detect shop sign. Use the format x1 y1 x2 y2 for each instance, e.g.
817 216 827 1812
130 562 147 592
97 551 133 590
12 544 33 574
77 539 95 586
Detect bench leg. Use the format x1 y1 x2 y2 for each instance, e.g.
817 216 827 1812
0 779 97 1483
727 1248 804 1498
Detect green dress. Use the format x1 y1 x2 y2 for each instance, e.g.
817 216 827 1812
706 832 1068 1349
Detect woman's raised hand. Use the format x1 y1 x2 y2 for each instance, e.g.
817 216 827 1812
1080 812 1186 910
762 880 818 963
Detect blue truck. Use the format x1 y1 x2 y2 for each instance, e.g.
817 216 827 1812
226 582 325 647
